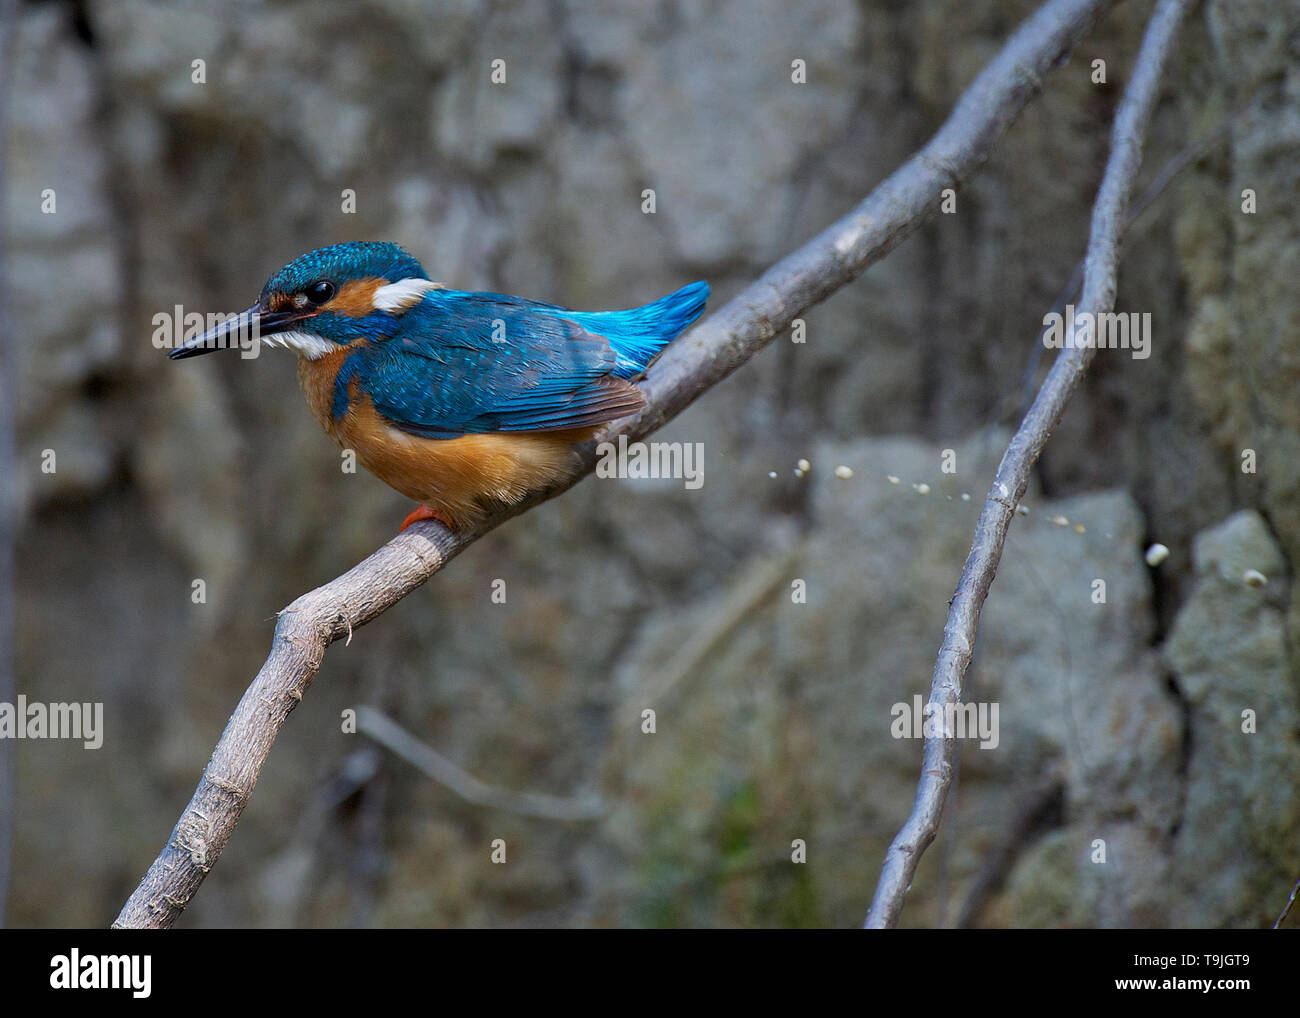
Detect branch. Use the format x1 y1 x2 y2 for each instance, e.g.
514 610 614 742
356 706 605 821
955 769 1065 928
616 544 799 725
1276 876 1300 930
113 0 1113 929
864 0 1190 930
1013 100 1244 418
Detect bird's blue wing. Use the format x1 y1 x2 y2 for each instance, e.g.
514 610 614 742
356 291 646 439
539 280 709 376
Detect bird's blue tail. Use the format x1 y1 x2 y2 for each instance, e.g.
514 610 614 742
555 281 709 377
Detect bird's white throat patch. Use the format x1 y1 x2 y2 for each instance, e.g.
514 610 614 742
261 277 445 359
373 277 443 313
262 329 337 360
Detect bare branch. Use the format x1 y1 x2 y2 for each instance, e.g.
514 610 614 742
864 0 1191 930
1014 100 1246 417
955 769 1065 928
1275 877 1300 930
617 545 799 725
357 706 605 821
113 0 1113 929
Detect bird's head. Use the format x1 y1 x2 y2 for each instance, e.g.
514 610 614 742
168 241 436 360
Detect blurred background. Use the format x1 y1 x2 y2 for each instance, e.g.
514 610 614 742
3 0 1299 927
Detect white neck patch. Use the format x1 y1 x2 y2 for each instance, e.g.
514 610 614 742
262 329 338 360
373 278 443 313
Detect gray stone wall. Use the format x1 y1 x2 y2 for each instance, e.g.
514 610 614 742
5 0 1298 927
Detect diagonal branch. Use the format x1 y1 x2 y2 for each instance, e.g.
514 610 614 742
113 0 1113 929
356 707 605 821
864 0 1190 930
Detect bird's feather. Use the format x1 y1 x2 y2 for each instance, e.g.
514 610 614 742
348 284 707 438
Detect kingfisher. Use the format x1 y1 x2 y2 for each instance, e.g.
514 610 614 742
168 241 708 530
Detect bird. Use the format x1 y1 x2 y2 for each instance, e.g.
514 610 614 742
168 241 709 530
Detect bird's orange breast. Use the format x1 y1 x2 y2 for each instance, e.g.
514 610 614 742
296 350 594 525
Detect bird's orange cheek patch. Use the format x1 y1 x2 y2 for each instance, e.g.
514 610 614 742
323 277 387 318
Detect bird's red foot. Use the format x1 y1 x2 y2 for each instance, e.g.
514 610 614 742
399 505 456 532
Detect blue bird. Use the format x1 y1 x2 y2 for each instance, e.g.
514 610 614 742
168 242 709 529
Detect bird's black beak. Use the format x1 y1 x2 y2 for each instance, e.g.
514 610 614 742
167 302 309 359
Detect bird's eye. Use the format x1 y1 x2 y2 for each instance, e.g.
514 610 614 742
304 280 336 305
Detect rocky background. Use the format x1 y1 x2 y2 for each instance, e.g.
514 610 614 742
4 0 1299 927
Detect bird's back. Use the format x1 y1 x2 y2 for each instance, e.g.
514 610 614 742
357 281 710 439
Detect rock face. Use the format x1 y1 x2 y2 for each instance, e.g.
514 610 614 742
604 434 1184 928
5 0 1299 927
1163 512 1300 927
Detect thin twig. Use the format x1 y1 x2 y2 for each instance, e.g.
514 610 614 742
618 544 799 723
1274 876 1300 930
864 0 1190 929
1014 98 1244 417
113 0 1113 929
956 769 1065 928
357 706 605 821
